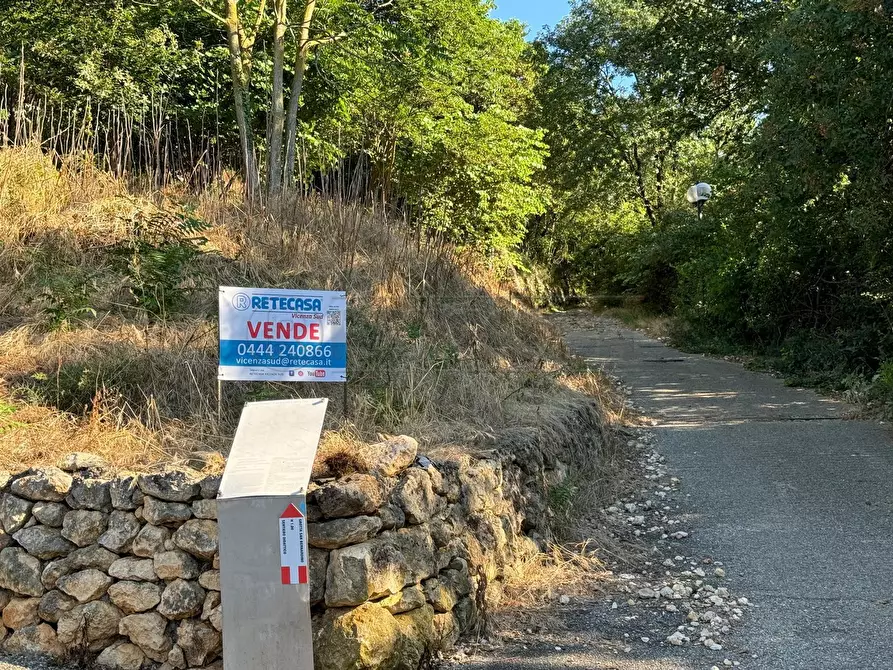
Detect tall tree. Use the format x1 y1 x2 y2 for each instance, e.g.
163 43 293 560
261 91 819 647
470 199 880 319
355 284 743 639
190 0 268 194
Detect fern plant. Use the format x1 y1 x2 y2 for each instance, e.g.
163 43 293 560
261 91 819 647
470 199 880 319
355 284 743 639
113 205 210 320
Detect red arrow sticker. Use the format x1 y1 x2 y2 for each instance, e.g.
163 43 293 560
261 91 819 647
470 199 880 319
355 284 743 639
279 503 308 585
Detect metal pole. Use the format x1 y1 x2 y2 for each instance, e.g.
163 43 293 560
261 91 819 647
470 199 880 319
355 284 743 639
217 379 223 433
342 380 349 419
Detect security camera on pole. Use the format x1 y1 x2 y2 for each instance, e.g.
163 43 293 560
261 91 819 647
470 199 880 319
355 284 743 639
686 182 712 220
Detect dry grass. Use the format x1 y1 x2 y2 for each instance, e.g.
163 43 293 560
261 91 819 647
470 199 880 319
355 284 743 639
503 543 609 605
0 145 622 472
488 543 613 632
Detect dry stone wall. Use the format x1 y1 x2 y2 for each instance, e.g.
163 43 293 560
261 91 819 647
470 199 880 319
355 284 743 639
0 403 605 669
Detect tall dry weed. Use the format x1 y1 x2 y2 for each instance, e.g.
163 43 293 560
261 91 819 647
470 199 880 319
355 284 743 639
0 144 619 475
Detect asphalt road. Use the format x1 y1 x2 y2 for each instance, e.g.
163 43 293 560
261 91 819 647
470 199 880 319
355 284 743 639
459 316 893 670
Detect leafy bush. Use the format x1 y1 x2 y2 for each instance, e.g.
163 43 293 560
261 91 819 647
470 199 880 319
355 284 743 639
112 206 211 320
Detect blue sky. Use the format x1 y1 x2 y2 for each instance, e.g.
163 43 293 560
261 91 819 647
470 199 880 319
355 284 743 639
491 0 571 38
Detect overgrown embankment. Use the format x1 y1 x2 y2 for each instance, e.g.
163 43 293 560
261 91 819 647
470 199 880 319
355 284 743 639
0 145 620 472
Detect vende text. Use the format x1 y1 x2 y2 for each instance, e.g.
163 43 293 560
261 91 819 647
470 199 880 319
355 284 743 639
246 322 321 340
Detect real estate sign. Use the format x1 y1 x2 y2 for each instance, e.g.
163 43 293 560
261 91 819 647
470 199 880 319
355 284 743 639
218 286 347 382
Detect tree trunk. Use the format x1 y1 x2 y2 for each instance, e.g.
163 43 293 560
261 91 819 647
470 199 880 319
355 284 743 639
284 0 317 190
631 142 657 227
224 0 259 197
655 148 666 215
284 49 308 190
267 0 288 196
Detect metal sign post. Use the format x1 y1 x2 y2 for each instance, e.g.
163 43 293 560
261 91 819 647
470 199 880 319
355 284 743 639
218 398 327 670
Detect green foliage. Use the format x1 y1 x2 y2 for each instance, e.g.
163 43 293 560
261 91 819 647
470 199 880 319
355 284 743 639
0 398 24 435
112 206 211 320
37 274 99 331
299 0 548 250
548 479 578 521
525 0 893 402
20 358 145 417
0 0 205 110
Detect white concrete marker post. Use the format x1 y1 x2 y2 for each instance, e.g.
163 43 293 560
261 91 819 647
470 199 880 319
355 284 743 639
218 398 327 670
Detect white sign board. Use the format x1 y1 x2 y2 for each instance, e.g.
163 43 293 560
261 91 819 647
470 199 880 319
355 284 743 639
219 398 325 670
219 286 346 382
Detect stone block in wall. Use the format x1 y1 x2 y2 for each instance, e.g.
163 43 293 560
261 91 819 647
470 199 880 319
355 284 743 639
460 461 502 514
45 544 119 591
423 566 472 615
62 510 109 547
138 470 201 503
154 550 200 580
56 600 123 650
310 547 328 606
66 476 111 511
13 525 77 559
313 474 383 519
313 602 428 670
429 513 458 549
379 583 427 615
433 460 462 504
2 622 66 659
0 547 45 596
59 452 108 473
0 494 34 534
158 579 205 620
199 475 221 500
10 468 72 502
119 611 173 662
393 604 436 661
0 530 10 551
2 596 40 629
422 577 456 613
57 568 113 603
173 520 218 561
99 511 142 553
393 468 441 525
200 590 219 621
132 524 170 557
376 503 405 531
167 643 187 668
309 515 382 550
175 619 221 666
453 596 478 633
108 557 158 582
37 589 76 623
191 499 216 520
95 639 145 670
208 603 222 632
432 611 460 650
325 525 436 607
198 570 220 592
108 581 162 614
356 436 419 477
31 502 66 528
110 474 142 511
143 498 193 526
